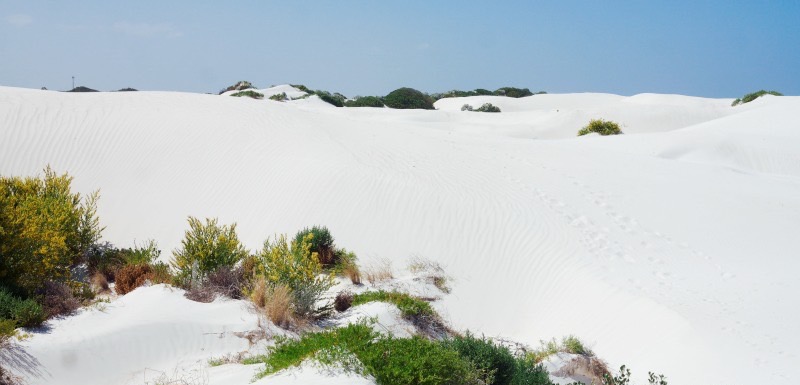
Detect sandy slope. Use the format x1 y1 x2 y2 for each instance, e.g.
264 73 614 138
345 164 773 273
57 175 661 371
1 86 799 384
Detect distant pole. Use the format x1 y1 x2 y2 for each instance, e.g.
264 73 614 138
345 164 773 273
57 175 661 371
72 76 75 90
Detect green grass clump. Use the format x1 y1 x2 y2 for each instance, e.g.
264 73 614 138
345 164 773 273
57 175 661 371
529 335 593 363
731 90 782 106
255 323 480 385
255 323 376 376
352 290 435 319
230 90 264 99
578 119 622 136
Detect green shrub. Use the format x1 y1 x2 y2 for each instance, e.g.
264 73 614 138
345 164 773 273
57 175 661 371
443 332 517 385
231 90 264 99
256 234 334 318
461 104 474 111
315 90 346 107
512 357 553 385
383 87 435 110
731 90 782 106
345 96 385 107
0 167 103 295
360 336 480 385
171 217 249 287
11 299 45 327
578 119 622 136
269 92 287 101
352 290 435 319
475 103 501 113
494 87 533 98
293 226 335 266
1 287 45 328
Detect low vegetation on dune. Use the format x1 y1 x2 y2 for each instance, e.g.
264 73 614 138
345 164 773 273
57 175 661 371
345 95 385 107
230 90 264 99
432 87 546 100
462 102 502 112
0 168 671 385
578 119 623 136
219 80 255 94
249 322 553 385
731 89 782 106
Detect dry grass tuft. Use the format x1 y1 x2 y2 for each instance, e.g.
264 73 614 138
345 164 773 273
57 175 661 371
91 272 110 293
408 257 451 293
264 284 293 328
342 261 362 285
250 277 268 308
364 259 393 286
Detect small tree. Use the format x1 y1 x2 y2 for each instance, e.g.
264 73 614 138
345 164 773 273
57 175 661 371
171 217 248 286
578 119 623 136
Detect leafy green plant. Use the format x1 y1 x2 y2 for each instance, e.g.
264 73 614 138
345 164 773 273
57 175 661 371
461 104 474 111
231 90 264 99
171 217 249 287
578 119 622 136
383 87 435 110
345 96 385 107
443 332 517 385
731 90 782 106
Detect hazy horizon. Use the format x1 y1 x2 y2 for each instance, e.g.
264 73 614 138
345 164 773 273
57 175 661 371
1 1 799 97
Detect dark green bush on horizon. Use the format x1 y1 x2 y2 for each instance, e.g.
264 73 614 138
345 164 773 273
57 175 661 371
345 96 385 107
383 87 435 110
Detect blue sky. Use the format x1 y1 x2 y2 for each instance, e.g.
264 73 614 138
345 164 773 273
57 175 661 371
1 1 798 97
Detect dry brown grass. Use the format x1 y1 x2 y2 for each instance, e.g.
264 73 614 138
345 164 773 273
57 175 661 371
342 261 362 285
250 277 268 308
264 284 293 328
91 272 110 293
115 264 153 295
364 258 393 286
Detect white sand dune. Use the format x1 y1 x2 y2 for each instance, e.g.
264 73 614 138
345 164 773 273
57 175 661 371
1 86 798 384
